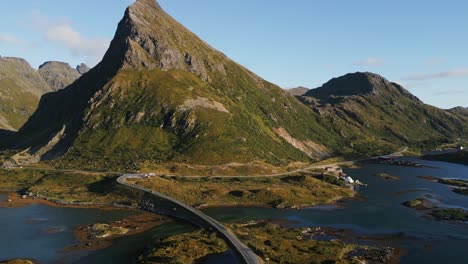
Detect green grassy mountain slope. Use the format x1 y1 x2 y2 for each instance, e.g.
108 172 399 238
38 61 82 91
449 107 468 118
300 72 468 153
0 57 87 131
3 0 345 170
0 57 53 130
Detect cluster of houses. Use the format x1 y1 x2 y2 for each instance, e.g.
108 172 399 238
324 167 365 186
142 173 156 178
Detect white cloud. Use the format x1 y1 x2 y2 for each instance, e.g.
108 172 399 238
0 34 26 46
355 57 384 66
30 12 110 66
433 89 466 96
403 69 468 81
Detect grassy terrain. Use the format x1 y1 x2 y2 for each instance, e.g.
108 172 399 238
139 222 401 264
128 172 354 209
0 260 35 264
138 230 227 264
423 151 468 165
430 209 468 221
0 57 53 130
0 169 139 206
374 173 400 180
453 188 468 195
230 223 391 264
301 73 468 157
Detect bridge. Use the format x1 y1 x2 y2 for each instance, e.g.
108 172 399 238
117 174 261 264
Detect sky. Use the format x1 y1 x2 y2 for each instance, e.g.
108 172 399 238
0 0 467 109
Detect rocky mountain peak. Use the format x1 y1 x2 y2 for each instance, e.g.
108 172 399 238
76 63 90 75
99 0 225 82
38 61 72 70
38 61 81 91
305 72 420 102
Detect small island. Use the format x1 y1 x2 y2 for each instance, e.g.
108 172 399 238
374 173 400 180
0 260 36 264
417 176 468 196
403 198 435 210
138 222 403 264
403 198 468 222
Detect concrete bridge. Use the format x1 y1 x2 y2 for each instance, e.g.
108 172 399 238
117 174 261 264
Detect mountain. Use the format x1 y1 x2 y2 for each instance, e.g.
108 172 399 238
449 106 468 118
76 63 90 75
300 72 468 152
38 61 82 90
0 57 52 130
286 86 309 96
0 57 88 131
4 0 344 170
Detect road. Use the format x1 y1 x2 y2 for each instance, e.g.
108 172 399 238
117 174 261 264
6 147 408 264
142 147 409 179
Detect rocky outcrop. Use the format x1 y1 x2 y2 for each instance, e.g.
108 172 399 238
76 63 91 75
286 87 309 96
38 61 81 91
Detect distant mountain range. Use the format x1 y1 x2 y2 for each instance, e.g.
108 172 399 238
0 0 466 170
0 56 89 130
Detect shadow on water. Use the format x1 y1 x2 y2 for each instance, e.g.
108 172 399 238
195 249 240 264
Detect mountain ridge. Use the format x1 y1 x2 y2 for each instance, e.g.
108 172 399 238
0 56 89 130
300 72 468 152
3 0 343 170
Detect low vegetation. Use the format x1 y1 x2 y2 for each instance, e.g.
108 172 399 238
128 172 354 209
417 175 468 196
234 222 399 263
374 173 400 180
402 198 435 210
0 260 35 264
138 230 227 264
403 198 468 222
0 168 140 206
430 209 468 222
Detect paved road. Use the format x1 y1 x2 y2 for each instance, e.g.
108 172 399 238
117 174 261 264
143 147 409 179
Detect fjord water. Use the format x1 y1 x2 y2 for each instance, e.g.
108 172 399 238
0 201 136 263
203 157 468 264
1 157 466 263
0 196 194 264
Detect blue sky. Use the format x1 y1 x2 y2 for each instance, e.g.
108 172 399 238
0 0 467 109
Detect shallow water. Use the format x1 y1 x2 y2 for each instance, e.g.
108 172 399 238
1 157 466 263
203 157 468 264
0 200 135 263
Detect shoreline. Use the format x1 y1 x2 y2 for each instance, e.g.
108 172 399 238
0 192 135 211
62 212 170 252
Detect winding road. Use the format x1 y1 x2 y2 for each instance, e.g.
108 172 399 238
117 174 261 264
